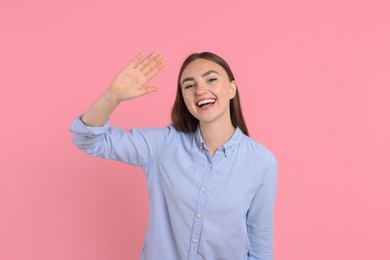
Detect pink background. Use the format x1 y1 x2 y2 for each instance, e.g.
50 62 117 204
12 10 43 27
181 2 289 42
1 0 389 259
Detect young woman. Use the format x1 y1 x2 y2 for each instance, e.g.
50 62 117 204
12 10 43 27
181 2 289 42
70 51 278 260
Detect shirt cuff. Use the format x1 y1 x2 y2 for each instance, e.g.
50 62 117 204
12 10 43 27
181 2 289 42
69 115 110 137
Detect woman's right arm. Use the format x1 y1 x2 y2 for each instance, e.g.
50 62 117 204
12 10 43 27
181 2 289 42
70 52 167 167
81 52 164 127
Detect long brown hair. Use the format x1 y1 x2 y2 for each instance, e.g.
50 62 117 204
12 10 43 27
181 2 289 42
171 52 249 136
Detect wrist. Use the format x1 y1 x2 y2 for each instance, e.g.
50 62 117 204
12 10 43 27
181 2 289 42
103 89 121 105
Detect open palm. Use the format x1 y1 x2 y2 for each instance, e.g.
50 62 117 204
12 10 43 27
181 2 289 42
109 52 164 101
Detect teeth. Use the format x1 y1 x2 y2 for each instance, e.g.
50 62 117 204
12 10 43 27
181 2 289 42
197 99 216 106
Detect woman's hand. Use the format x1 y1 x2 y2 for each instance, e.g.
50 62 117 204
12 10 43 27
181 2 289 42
80 52 164 127
108 52 164 102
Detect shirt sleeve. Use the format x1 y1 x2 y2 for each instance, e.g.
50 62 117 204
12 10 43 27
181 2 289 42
69 115 172 170
247 155 278 260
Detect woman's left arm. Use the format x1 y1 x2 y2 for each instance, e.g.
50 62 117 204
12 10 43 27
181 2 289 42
246 157 278 260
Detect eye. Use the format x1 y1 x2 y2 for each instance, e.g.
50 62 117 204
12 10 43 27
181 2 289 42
207 78 217 83
184 84 194 89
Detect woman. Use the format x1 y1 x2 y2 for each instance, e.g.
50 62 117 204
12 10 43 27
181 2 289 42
70 51 278 260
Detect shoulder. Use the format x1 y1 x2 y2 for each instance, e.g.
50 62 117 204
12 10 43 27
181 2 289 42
129 124 179 136
239 134 278 169
129 124 193 144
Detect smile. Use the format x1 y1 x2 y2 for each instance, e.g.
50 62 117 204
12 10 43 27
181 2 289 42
197 99 216 107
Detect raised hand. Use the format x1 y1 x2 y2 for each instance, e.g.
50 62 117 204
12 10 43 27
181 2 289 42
108 52 164 101
80 52 164 127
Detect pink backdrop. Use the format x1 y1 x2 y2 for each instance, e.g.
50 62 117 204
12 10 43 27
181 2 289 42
1 0 389 259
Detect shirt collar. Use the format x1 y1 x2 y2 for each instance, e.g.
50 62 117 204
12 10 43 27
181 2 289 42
194 125 244 157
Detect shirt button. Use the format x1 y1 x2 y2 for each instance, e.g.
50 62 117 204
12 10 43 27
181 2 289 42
202 188 206 193
196 213 201 219
208 163 212 168
192 239 197 243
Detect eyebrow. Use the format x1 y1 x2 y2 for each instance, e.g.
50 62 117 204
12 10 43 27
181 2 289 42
181 70 220 85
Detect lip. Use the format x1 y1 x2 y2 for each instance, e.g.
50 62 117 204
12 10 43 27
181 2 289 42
195 98 217 111
195 98 216 106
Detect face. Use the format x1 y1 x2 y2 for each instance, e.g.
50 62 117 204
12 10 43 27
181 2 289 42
180 58 237 126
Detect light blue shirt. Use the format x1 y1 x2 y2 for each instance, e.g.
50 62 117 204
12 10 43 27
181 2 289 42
70 117 278 260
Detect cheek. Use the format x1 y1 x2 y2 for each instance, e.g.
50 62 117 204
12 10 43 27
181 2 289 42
182 93 193 108
219 85 234 100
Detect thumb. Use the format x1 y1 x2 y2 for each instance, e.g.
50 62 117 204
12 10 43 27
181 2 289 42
143 86 158 95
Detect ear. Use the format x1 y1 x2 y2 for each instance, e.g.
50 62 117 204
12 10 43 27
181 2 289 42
229 80 237 99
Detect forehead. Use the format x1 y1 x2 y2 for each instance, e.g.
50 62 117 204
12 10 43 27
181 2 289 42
180 58 227 80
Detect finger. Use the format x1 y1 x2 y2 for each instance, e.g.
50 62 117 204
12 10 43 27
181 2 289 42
135 52 158 71
141 53 163 74
143 54 164 75
145 61 164 82
137 54 159 73
127 51 145 69
144 86 158 93
137 86 158 97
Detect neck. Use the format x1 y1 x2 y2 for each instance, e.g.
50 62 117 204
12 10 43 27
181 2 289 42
199 120 235 156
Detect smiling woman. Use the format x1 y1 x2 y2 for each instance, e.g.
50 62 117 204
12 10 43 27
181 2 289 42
70 51 278 260
172 52 249 139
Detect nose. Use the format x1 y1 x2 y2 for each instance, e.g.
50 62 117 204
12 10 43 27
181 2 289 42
195 84 207 96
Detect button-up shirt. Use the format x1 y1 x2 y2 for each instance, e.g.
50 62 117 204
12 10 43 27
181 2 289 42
70 117 278 260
